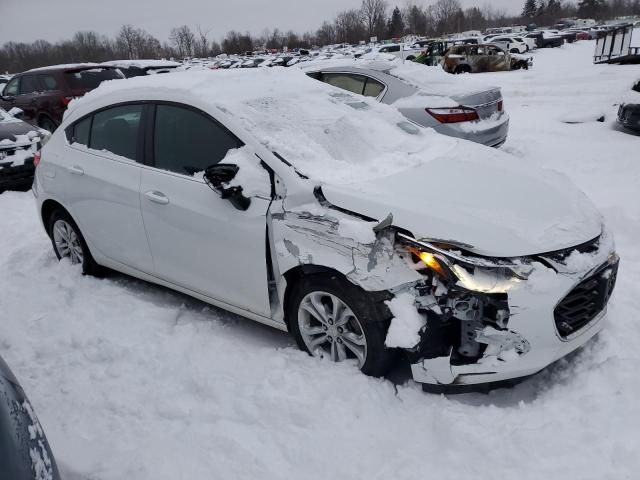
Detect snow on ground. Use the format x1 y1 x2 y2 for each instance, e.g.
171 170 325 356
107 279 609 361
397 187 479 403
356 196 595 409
1 41 640 479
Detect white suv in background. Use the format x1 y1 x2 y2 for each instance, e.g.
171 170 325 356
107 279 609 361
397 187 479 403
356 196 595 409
33 69 618 392
374 43 423 61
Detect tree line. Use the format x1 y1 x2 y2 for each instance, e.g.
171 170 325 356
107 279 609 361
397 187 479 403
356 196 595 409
2 0 640 73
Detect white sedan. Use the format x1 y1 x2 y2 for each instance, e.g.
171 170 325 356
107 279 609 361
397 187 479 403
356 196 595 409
33 68 618 391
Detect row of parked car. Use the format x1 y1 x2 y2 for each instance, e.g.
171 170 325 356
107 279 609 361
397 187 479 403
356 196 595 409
0 53 514 193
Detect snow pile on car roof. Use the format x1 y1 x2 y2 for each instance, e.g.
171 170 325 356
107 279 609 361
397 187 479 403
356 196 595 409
101 60 180 69
71 68 467 184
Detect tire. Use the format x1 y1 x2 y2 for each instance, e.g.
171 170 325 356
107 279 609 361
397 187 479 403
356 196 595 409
510 48 520 54
38 115 57 133
287 273 395 377
405 56 416 61
454 65 471 75
47 208 103 276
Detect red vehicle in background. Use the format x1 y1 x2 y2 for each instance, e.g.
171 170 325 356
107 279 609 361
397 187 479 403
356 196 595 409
0 64 123 132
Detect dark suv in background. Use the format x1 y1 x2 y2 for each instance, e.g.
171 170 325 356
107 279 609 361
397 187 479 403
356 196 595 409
0 64 123 131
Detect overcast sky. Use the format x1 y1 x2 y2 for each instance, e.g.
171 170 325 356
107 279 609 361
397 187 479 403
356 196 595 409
1 0 522 44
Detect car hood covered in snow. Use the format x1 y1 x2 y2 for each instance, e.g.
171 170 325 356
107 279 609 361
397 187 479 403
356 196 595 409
322 142 602 258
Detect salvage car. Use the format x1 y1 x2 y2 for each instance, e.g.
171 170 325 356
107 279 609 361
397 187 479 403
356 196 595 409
0 352 61 480
34 69 619 391
0 64 124 131
617 79 640 132
526 31 564 48
304 62 509 147
0 107 49 192
443 44 512 74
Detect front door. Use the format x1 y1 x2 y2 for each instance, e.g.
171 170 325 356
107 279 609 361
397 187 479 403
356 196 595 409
139 103 273 317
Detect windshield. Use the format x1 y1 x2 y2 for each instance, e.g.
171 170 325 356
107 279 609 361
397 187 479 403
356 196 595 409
64 68 123 90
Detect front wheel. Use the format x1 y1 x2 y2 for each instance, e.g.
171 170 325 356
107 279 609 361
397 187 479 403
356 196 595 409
288 274 395 377
48 209 102 276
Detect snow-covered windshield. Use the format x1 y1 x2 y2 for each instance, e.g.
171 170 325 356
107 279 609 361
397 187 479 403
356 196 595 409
79 68 460 185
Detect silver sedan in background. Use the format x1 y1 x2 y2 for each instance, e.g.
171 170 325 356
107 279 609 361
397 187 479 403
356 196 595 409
304 64 509 148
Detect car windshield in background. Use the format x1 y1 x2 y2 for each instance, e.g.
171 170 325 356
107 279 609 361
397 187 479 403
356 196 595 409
64 68 122 90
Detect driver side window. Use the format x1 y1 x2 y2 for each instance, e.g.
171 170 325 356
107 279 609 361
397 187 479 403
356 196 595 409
153 104 243 176
4 78 19 96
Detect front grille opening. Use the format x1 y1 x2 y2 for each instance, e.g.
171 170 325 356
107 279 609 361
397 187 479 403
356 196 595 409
554 261 619 339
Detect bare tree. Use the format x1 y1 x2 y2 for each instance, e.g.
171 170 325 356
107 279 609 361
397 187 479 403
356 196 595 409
316 21 336 46
195 25 211 58
360 0 388 39
169 25 196 58
433 0 462 34
335 9 366 44
116 25 139 59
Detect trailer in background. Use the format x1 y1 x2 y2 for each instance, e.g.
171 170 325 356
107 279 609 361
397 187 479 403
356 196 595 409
593 24 640 64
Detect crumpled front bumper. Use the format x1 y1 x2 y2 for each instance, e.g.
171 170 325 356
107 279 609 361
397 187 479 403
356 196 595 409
408 238 619 388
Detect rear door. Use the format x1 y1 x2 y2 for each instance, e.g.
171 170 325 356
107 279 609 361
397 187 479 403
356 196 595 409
36 73 65 125
139 102 272 316
61 103 154 273
16 75 41 123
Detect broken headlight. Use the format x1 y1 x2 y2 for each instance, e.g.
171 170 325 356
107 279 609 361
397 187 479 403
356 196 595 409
400 233 533 294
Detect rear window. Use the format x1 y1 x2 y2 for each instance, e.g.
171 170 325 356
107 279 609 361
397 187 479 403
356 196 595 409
63 68 122 90
38 74 59 91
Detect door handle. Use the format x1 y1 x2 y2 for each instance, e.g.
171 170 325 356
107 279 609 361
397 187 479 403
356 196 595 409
144 190 169 205
67 165 84 175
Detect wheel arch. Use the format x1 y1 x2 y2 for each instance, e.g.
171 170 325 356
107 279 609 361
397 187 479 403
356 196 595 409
41 199 69 236
281 264 348 329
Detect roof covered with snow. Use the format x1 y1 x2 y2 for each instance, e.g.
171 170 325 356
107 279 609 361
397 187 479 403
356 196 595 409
101 60 181 69
68 68 464 185
27 63 115 72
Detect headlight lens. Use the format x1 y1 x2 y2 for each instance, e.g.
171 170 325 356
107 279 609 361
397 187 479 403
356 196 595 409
450 264 528 293
403 237 532 294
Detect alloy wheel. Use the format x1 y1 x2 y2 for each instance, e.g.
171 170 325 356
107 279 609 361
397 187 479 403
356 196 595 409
297 291 368 367
52 219 83 265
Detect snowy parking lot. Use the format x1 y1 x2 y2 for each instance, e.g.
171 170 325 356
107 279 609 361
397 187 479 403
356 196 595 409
1 40 639 479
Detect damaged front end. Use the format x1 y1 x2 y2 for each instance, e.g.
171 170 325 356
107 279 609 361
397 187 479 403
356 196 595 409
392 231 619 390
268 181 619 390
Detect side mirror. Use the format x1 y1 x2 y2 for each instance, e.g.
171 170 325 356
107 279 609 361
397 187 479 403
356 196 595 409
8 107 23 118
204 163 251 211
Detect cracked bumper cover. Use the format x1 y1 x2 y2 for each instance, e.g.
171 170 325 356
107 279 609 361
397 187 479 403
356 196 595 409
407 240 619 387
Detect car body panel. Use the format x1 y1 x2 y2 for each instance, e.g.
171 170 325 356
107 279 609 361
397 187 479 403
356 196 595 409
52 144 155 273
139 166 273 317
321 152 602 258
0 354 60 480
303 64 509 147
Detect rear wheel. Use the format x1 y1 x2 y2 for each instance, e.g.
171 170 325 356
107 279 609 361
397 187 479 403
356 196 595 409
454 65 471 74
288 274 395 377
48 209 102 276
